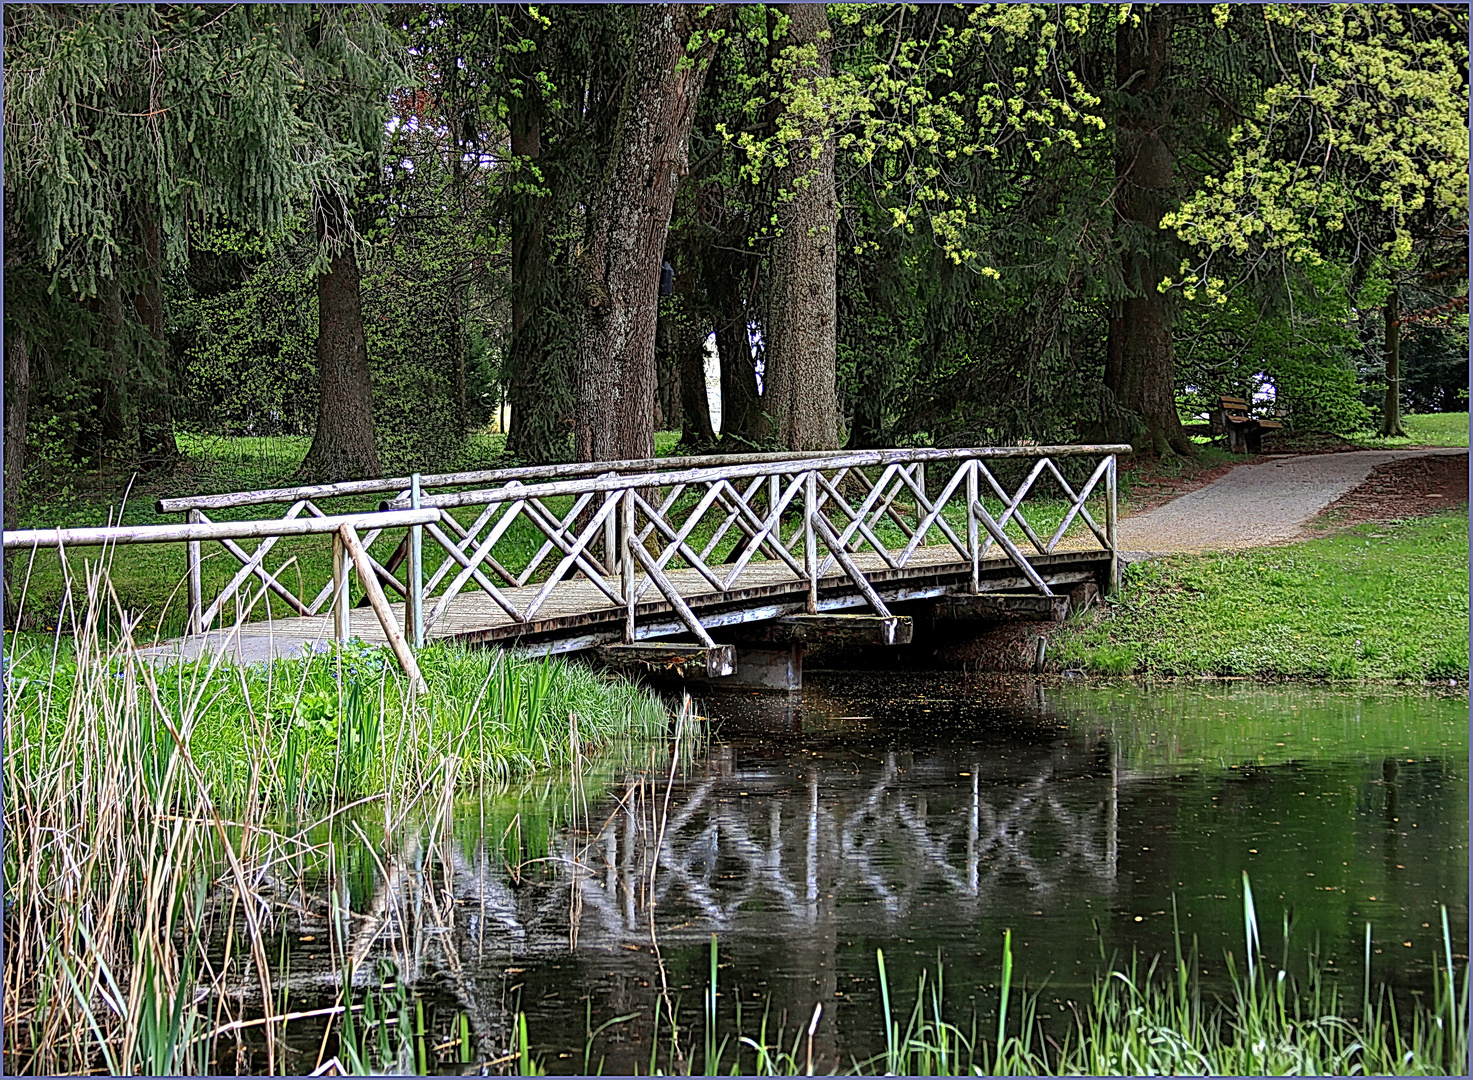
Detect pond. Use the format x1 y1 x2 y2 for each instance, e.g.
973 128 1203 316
243 675 1468 1075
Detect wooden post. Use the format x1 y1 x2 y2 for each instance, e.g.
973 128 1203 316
804 470 818 614
332 530 349 643
914 462 926 531
966 460 979 594
1105 454 1119 594
605 499 619 577
186 509 203 636
340 524 425 690
622 489 636 643
408 473 424 648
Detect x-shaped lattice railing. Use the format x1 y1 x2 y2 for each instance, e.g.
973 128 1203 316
400 445 1123 650
8 445 1125 682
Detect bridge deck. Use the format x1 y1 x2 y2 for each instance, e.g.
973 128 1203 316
140 545 1109 665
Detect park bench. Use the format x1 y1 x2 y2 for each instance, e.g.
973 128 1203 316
1210 395 1283 453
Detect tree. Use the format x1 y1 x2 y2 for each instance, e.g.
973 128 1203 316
295 7 408 480
3 4 405 483
1106 5 1195 456
756 4 840 451
1165 5 1469 438
574 4 729 463
299 198 381 479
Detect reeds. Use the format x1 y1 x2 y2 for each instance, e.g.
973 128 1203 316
533 878 1466 1077
3 559 679 1075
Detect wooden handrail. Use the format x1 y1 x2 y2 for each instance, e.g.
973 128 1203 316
2 508 441 549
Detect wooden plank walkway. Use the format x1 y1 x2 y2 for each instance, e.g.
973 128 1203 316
137 545 1110 665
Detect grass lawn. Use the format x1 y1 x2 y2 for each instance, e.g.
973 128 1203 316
1351 411 1470 449
1052 508 1470 679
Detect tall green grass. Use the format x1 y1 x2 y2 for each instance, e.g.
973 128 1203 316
2 562 681 1075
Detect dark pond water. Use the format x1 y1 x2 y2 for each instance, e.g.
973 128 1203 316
255 675 1468 1075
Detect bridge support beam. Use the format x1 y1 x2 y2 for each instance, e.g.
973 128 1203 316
719 643 804 691
597 642 736 679
734 614 913 647
930 593 1071 623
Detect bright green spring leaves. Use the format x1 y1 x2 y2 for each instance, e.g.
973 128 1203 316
1165 5 1469 300
720 5 1109 269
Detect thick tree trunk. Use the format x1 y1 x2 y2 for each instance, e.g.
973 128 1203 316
1380 287 1405 437
300 227 380 481
716 312 760 444
134 209 178 467
1111 7 1192 457
655 311 681 432
505 85 573 464
757 3 839 452
575 3 728 463
4 321 30 626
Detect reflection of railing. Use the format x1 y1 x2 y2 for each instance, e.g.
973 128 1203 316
555 752 1120 939
7 445 1126 677
327 748 1123 963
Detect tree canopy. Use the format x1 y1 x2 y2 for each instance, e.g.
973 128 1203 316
4 2 1467 498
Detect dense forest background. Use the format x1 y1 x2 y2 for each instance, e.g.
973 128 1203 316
4 4 1467 518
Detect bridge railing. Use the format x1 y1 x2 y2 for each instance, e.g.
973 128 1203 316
7 445 1127 678
389 444 1127 649
2 507 442 685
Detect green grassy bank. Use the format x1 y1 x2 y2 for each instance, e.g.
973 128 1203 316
1052 509 1470 679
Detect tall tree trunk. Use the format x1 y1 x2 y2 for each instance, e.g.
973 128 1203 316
757 3 839 452
1380 286 1405 436
4 321 31 626
575 3 728 463
134 208 178 467
655 310 681 433
716 310 760 444
505 76 573 463
1112 7 1192 457
300 214 380 480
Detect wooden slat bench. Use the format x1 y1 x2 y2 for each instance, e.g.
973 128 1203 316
1210 395 1283 453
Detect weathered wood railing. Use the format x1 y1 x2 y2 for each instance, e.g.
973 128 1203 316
375 445 1125 654
7 445 1127 679
3 508 441 685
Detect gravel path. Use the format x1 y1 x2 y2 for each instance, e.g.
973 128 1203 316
1116 448 1468 556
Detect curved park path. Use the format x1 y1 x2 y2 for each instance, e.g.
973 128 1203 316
1115 448 1469 557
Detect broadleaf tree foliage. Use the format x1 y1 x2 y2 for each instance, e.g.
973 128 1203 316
3 3 1467 513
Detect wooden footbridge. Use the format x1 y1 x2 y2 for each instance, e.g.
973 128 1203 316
5 445 1127 687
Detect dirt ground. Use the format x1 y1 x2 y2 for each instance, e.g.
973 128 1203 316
1311 452 1469 530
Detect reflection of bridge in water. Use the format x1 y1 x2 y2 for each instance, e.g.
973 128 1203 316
249 728 1126 1068
552 741 1119 947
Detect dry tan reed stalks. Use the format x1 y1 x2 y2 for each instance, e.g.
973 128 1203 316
3 555 293 1074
